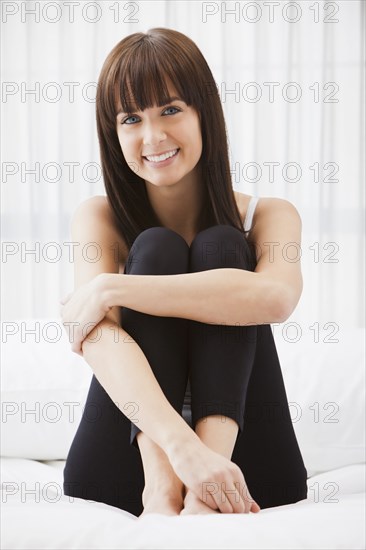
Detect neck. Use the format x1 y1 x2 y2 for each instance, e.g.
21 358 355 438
144 164 205 242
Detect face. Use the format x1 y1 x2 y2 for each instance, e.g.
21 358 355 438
115 80 203 188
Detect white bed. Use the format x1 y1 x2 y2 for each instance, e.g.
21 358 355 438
1 458 365 550
1 319 365 549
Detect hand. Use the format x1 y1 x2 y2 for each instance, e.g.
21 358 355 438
167 438 260 514
59 274 112 356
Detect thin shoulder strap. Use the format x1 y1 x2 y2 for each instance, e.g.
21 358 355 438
243 196 259 232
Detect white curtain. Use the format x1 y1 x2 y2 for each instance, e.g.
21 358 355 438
1 1 364 337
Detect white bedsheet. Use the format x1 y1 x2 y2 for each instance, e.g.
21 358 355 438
1 457 365 549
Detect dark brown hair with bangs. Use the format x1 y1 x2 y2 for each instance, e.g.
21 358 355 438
96 27 253 254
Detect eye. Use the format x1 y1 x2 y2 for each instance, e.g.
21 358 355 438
164 106 180 115
120 106 181 125
121 114 140 125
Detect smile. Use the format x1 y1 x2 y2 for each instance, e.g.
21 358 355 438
143 148 180 165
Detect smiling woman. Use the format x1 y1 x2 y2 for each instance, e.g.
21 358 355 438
114 80 203 239
95 27 250 251
61 27 308 519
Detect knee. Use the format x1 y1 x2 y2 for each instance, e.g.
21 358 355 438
126 227 190 275
189 224 256 271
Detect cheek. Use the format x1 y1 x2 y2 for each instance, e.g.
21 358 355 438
190 119 202 146
116 130 124 150
191 127 202 154
117 135 134 158
182 121 201 148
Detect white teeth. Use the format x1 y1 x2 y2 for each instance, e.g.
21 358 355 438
145 149 179 163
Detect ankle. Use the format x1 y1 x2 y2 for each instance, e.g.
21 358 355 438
142 456 184 493
143 480 184 502
195 415 239 459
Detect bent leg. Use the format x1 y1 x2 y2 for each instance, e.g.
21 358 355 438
121 227 190 447
63 375 145 516
64 227 191 516
187 224 308 509
231 323 308 508
188 224 257 435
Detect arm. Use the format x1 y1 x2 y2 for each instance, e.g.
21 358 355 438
102 269 277 326
82 316 197 452
101 198 303 326
63 197 199 453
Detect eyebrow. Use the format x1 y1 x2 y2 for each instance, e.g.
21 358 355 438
116 96 184 116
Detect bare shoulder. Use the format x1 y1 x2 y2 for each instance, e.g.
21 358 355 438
234 191 301 230
251 195 302 233
70 195 129 326
73 195 114 225
72 195 129 267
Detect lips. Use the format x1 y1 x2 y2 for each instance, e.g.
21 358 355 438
143 148 179 158
143 148 180 161
142 148 180 167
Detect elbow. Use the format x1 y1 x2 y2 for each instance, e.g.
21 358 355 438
272 301 292 324
80 319 106 356
271 284 301 323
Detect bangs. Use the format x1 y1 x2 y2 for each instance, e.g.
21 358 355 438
96 29 240 246
112 41 201 118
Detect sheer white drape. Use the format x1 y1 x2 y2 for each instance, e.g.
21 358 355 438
2 1 364 337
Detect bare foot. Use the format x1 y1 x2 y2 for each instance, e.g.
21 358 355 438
139 485 184 517
166 437 261 514
180 488 220 515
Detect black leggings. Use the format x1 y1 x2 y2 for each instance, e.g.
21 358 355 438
63 225 308 516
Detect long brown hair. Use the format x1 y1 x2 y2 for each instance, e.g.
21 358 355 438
96 27 252 254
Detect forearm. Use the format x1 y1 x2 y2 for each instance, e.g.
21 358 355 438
81 318 198 453
104 269 281 326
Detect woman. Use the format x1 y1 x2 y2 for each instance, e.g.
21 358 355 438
60 27 308 517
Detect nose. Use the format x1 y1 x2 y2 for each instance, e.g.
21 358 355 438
142 119 167 148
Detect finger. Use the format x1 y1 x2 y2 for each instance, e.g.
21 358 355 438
198 483 219 511
199 481 229 512
204 493 220 511
243 488 259 514
206 493 218 510
213 484 234 514
226 485 245 514
71 341 82 355
240 486 252 514
250 501 261 513
216 493 233 514
76 340 84 356
59 292 72 305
